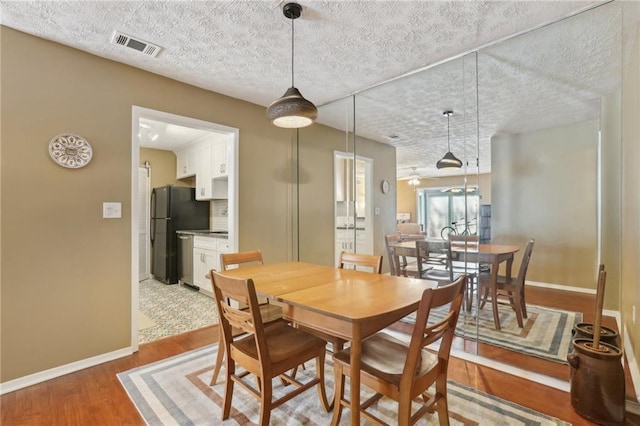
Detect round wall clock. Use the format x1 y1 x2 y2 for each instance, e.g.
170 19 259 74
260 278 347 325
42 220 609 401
381 179 391 194
49 133 93 169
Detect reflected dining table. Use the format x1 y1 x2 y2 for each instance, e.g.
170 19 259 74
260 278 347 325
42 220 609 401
220 261 437 425
390 240 520 330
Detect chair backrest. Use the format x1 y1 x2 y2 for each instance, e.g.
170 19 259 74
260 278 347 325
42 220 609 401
415 239 454 279
515 239 535 288
397 222 423 235
210 271 269 363
339 251 383 274
220 249 264 271
384 234 403 276
405 275 466 389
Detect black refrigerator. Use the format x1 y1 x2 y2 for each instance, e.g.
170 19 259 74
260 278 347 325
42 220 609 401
150 185 210 284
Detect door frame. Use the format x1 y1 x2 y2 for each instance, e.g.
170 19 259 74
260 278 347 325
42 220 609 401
130 106 239 351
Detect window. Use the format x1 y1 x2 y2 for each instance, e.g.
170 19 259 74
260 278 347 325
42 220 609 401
417 188 480 239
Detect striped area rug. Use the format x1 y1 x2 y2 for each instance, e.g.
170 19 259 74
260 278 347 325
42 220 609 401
398 304 582 364
117 344 570 425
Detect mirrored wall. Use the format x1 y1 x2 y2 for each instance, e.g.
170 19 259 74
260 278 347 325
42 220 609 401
297 0 623 385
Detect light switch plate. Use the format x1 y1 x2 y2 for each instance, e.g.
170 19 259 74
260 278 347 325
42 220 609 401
103 202 122 219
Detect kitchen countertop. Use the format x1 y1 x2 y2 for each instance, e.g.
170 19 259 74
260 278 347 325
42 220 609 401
176 230 228 238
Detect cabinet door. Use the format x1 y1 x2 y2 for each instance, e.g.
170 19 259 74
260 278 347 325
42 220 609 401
195 141 213 200
212 139 228 178
176 145 197 179
193 247 218 290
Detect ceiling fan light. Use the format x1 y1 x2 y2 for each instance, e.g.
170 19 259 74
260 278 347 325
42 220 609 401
436 151 463 170
267 86 318 128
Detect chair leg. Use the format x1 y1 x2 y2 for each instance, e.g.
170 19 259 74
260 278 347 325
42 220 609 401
210 332 225 386
513 292 524 328
491 287 501 330
330 363 345 426
435 376 450 426
222 359 235 420
398 391 412 425
316 349 331 412
259 375 272 426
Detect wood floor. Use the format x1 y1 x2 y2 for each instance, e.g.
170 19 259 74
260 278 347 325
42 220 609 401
2 286 639 425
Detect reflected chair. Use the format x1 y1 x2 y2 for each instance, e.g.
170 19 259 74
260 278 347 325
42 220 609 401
415 239 467 286
209 250 284 386
417 239 475 311
211 271 330 425
479 239 535 329
331 275 467 426
384 234 419 278
338 251 383 274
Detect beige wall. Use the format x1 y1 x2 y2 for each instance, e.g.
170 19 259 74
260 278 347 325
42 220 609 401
492 121 599 291
0 27 397 382
622 0 640 383
139 148 194 190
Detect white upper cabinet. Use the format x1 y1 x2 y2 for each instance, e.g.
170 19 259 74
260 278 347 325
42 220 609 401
195 139 213 200
212 138 229 178
176 144 198 178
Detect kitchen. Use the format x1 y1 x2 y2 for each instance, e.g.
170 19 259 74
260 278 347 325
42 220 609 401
138 109 239 343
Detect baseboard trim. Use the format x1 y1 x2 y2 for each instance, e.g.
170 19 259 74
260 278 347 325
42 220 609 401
624 326 640 402
527 280 596 294
0 347 133 395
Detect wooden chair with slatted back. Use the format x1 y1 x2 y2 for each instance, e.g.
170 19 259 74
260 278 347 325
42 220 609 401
211 271 330 425
209 250 284 386
338 251 383 274
384 234 419 277
479 239 535 329
415 239 465 285
331 275 467 426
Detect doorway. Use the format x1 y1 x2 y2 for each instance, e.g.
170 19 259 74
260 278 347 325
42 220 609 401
131 106 239 349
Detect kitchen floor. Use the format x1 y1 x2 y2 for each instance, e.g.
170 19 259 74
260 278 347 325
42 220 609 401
138 278 218 344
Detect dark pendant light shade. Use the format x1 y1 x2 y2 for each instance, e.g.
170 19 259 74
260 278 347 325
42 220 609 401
436 110 463 170
267 87 317 128
266 3 317 128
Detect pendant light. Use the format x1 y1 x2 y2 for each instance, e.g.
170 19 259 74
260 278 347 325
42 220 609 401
436 110 463 170
407 167 420 186
266 3 317 128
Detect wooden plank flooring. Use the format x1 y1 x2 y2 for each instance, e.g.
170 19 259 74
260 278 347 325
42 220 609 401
2 286 639 425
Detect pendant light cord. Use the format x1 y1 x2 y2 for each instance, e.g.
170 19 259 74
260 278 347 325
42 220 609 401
447 113 451 151
291 16 295 87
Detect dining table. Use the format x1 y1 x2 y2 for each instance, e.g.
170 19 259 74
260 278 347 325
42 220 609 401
390 240 520 330
219 261 438 425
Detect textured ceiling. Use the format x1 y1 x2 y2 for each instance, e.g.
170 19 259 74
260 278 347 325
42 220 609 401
1 0 620 179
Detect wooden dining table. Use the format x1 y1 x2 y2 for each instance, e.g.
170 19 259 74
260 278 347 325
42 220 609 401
220 261 437 425
390 240 519 330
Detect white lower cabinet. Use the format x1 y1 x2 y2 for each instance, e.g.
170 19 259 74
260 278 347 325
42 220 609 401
193 236 221 296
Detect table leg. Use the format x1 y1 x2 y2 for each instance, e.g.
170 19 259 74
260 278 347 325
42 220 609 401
491 260 501 330
350 325 362 425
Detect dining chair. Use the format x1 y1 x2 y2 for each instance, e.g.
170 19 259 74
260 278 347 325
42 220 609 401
209 250 284 386
384 234 419 278
416 239 476 311
338 251 383 274
479 239 535 328
210 271 331 425
415 239 466 285
331 275 467 426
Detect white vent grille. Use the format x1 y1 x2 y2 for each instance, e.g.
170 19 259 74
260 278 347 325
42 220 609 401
111 31 162 57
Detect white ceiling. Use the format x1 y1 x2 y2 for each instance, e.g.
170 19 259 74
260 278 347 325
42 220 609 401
1 0 621 179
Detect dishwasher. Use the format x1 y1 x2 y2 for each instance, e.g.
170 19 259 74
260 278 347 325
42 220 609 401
177 233 197 289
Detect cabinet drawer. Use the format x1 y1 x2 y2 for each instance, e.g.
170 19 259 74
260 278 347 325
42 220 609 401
194 236 217 250
217 239 231 252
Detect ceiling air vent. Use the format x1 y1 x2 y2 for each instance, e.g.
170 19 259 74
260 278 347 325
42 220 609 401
111 31 162 58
